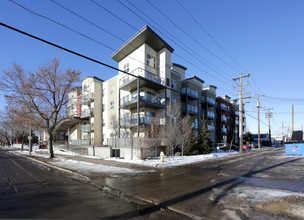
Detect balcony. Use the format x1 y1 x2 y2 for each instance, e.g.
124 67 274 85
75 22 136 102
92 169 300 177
120 116 165 128
208 125 215 131
181 87 199 99
221 116 227 123
81 93 94 105
207 111 215 118
182 104 198 115
119 68 165 91
80 124 91 132
218 103 228 111
120 92 165 110
80 109 93 118
207 97 215 105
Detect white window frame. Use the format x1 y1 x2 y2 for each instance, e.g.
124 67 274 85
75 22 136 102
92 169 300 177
110 85 115 94
123 62 129 73
171 79 177 89
146 54 155 68
110 101 114 110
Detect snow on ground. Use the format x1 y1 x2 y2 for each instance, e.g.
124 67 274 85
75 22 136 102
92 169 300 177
7 144 241 174
49 157 152 175
229 186 304 202
106 150 239 168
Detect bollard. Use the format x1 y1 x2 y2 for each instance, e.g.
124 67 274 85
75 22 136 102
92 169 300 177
160 151 165 162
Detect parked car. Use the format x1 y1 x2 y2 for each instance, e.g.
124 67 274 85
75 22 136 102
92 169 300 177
250 142 258 148
230 144 248 151
216 143 228 151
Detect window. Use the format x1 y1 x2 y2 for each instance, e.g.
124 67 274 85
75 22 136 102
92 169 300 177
166 78 170 86
123 63 129 73
123 132 129 138
110 101 114 110
110 116 114 126
171 79 177 89
171 96 177 105
146 54 155 68
110 85 115 94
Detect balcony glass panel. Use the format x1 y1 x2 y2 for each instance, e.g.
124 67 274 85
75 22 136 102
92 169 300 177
80 124 90 132
81 93 94 104
207 111 215 118
119 68 165 87
181 87 198 98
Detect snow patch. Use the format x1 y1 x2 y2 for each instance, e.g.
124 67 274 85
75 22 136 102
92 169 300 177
106 150 239 168
49 157 152 175
226 186 304 202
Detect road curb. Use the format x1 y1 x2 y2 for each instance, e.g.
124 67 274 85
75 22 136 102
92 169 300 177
8 149 91 183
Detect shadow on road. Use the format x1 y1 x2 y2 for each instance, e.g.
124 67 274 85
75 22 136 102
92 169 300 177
102 157 303 219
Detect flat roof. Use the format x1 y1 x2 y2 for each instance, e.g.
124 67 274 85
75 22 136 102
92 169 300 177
172 63 187 70
111 25 174 62
185 75 205 84
81 75 104 82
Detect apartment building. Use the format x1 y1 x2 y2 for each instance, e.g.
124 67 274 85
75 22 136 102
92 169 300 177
63 25 245 156
112 25 172 138
201 85 217 142
216 95 232 144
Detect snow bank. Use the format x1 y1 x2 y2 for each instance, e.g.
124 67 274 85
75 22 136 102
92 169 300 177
106 150 239 168
226 186 304 202
49 157 153 175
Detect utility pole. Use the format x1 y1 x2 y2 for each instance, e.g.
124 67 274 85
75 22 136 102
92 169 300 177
281 121 284 142
253 94 264 149
292 104 294 133
264 108 273 146
233 73 250 153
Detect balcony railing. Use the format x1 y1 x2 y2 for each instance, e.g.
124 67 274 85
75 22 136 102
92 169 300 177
119 68 165 87
207 97 215 105
182 104 198 114
221 116 227 122
181 87 199 98
80 109 93 118
220 103 228 111
81 93 94 104
120 116 165 127
208 125 215 131
120 92 165 107
207 111 215 118
80 124 90 132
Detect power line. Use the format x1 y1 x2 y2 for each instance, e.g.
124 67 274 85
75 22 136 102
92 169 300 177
246 112 268 127
175 0 248 73
0 22 224 101
123 0 233 81
115 0 233 86
146 0 240 73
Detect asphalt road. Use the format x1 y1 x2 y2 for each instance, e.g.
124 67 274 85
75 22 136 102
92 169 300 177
2 146 304 219
0 148 184 219
92 147 304 219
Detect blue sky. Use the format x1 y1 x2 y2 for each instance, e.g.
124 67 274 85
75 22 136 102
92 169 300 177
1 0 304 137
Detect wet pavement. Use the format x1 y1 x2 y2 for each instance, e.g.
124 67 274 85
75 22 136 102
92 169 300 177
2 146 304 219
0 148 187 219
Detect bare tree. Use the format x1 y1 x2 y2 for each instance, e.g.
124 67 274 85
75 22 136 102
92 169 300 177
178 114 195 156
0 119 12 146
0 58 80 158
161 104 182 158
